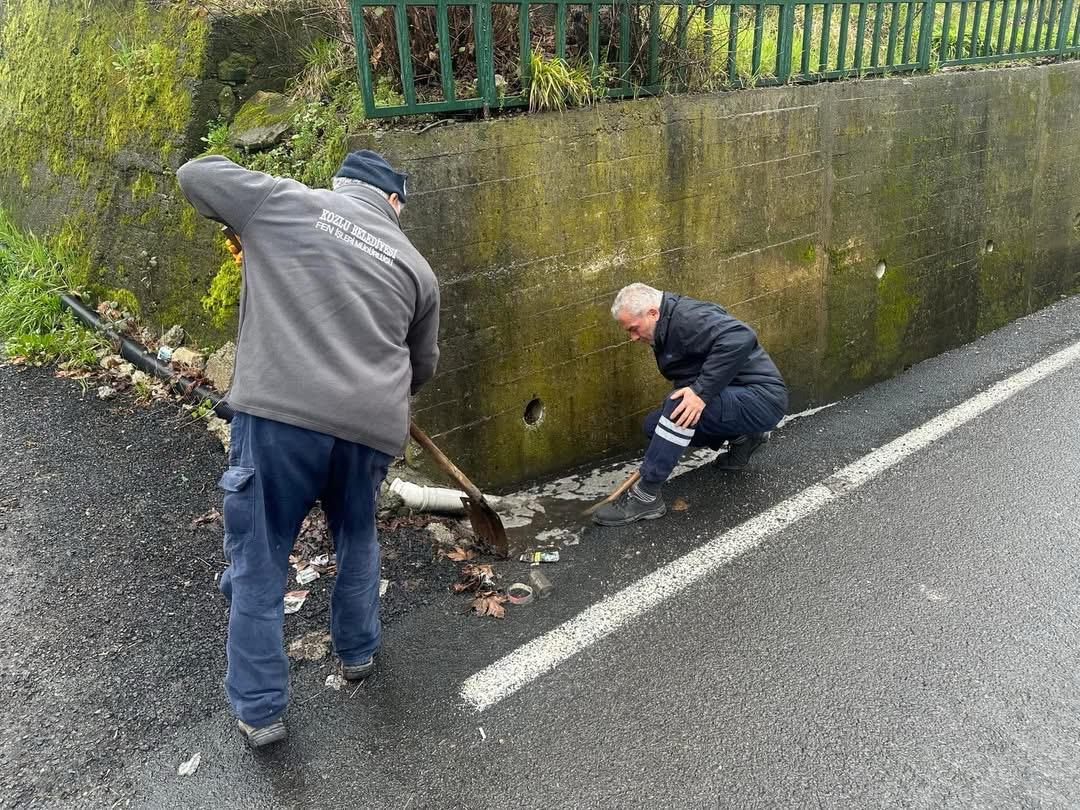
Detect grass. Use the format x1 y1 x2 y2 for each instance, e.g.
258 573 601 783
0 207 104 368
526 50 600 112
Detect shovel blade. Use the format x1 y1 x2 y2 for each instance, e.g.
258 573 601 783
466 498 509 558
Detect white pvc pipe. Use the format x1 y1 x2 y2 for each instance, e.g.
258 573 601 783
389 478 504 514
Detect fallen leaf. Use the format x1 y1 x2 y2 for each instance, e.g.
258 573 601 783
189 508 222 528
445 546 476 562
471 591 507 618
672 497 690 511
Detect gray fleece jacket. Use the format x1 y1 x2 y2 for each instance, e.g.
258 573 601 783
176 155 440 456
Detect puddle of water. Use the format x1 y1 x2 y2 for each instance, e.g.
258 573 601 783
489 400 836 550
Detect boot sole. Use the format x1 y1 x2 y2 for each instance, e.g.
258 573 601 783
592 505 667 527
238 721 287 748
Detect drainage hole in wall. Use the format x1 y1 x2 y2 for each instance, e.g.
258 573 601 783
985 240 995 253
875 261 886 280
523 398 545 426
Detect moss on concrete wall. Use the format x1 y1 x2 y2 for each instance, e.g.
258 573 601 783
0 0 314 344
1 3 1078 487
353 63 1080 485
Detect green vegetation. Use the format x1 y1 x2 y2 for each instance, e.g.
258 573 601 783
0 208 104 368
527 51 601 112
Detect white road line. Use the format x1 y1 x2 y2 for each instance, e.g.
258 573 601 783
461 339 1080 712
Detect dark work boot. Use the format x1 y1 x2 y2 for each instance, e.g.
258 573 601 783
713 432 769 471
341 655 375 681
592 482 667 526
237 718 287 748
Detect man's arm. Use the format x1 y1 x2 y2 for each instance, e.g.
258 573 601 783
407 289 440 395
686 312 758 402
175 155 278 233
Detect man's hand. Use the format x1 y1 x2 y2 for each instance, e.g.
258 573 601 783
669 387 705 428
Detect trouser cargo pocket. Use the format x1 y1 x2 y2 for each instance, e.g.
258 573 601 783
218 465 255 561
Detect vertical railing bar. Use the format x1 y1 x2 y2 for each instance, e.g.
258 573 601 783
395 0 417 107
556 0 567 58
982 0 996 54
956 0 970 55
996 0 1010 50
777 0 795 81
619 0 631 85
728 1 740 81
871 0 885 65
886 1 900 63
475 0 496 107
1010 0 1024 49
853 1 868 69
519 0 531 88
590 0 600 84
802 2 815 74
837 2 850 68
677 0 689 88
648 0 660 85
704 0 716 69
1073 0 1080 44
1043 0 1059 47
438 0 456 101
970 0 984 56
917 0 935 65
901 0 916 61
1021 0 1036 49
350 0 378 115
820 2 834 70
1033 0 1048 47
751 1 765 74
1053 0 1072 49
941 0 955 58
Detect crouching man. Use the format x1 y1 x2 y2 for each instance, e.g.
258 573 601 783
594 283 787 526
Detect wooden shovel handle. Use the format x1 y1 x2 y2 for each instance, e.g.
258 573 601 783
583 470 641 516
409 421 486 504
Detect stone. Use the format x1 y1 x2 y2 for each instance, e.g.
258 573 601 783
217 52 257 84
96 386 117 400
205 415 230 452
427 522 457 546
376 481 406 519
228 91 299 150
160 325 184 347
217 86 237 119
205 342 235 392
171 347 205 370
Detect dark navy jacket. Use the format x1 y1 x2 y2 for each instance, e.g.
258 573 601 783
652 292 786 403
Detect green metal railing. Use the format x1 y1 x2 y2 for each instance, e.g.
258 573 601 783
350 0 1080 117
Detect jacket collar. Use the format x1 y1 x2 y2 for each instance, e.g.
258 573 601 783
333 184 401 227
653 292 679 350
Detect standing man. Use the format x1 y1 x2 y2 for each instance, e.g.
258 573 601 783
177 150 440 747
594 283 786 526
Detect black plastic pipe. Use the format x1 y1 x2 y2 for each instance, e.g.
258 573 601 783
60 293 234 421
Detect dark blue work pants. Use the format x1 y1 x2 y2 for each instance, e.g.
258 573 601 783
640 383 787 486
218 412 391 726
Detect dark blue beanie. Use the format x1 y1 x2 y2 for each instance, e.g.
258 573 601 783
334 150 408 202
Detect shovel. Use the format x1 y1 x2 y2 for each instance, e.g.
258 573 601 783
409 421 509 558
582 469 641 517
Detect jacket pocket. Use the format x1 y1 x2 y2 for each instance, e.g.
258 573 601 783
218 465 255 560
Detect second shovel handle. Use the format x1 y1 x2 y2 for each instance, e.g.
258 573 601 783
409 422 486 504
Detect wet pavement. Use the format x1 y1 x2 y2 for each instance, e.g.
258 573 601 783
5 295 1080 807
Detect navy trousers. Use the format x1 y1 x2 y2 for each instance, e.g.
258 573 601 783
218 412 391 726
639 383 787 486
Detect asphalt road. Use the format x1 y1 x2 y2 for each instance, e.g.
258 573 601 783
5 297 1080 809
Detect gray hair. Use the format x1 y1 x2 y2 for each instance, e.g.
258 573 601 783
610 283 663 318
